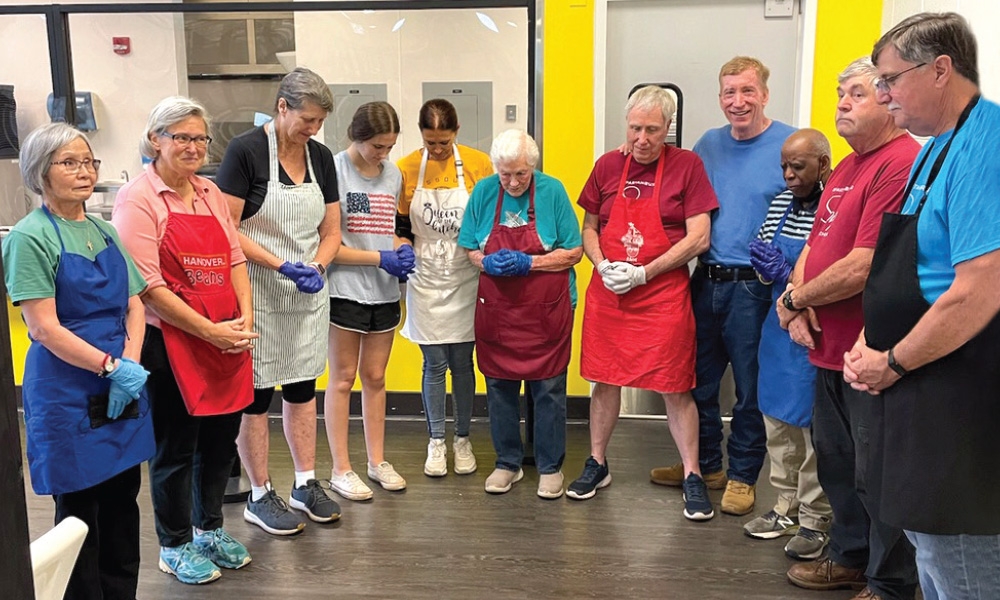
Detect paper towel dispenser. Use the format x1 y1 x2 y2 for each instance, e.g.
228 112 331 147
47 91 98 132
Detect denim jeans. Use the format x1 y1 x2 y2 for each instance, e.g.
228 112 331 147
485 373 567 474
419 342 475 439
690 271 769 484
813 368 918 599
143 326 243 548
906 530 1000 600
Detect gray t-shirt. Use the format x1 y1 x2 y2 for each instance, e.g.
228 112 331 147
327 150 403 304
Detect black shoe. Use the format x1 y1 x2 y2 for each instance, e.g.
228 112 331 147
566 456 612 500
682 473 715 521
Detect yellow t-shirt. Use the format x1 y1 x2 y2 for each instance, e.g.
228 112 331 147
397 144 494 215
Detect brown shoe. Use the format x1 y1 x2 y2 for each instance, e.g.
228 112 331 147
850 587 882 600
650 463 727 489
787 557 867 591
721 480 755 515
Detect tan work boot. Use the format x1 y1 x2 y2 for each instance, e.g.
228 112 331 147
721 480 755 515
650 462 727 489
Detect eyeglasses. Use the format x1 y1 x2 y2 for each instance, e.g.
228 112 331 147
160 132 213 147
875 62 927 95
50 158 101 173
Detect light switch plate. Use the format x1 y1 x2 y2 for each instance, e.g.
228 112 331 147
765 0 794 18
505 104 517 121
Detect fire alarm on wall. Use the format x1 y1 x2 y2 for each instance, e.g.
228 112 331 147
112 37 131 55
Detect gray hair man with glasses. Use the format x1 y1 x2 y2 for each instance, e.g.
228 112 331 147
780 56 921 600
844 12 1000 600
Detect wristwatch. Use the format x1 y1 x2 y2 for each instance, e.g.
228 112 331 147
887 347 909 377
782 290 801 312
97 353 118 377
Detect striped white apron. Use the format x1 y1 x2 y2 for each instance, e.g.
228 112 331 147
241 123 329 388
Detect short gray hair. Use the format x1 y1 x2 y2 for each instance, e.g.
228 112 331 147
838 57 879 89
275 67 334 113
20 122 92 195
625 85 676 126
490 129 539 170
873 12 979 86
139 96 211 160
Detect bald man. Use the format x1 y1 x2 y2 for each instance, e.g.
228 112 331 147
743 129 833 561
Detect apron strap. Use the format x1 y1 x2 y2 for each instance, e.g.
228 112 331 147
416 144 466 193
266 122 280 183
492 177 537 226
614 146 668 227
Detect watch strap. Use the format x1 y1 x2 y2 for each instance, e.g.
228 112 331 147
887 347 909 377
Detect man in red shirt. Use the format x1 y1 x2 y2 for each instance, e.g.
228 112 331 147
780 58 920 599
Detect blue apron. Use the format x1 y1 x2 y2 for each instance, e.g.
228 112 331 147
21 207 154 495
756 202 816 427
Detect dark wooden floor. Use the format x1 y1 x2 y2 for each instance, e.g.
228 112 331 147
23 418 856 599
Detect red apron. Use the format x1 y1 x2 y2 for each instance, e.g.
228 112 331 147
157 196 253 415
474 180 573 380
581 148 696 393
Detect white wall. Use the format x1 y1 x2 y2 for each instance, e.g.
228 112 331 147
0 1 186 225
295 7 528 161
882 1 1000 99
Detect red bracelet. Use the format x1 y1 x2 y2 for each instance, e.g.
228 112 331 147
97 353 112 376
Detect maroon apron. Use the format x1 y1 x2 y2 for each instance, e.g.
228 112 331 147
474 179 572 380
157 196 253 416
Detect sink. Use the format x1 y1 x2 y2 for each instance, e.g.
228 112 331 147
93 180 126 193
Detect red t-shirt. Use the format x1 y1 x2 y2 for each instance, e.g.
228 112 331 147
577 146 718 244
804 134 920 370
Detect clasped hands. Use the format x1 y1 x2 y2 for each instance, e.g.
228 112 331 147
749 239 791 284
107 358 149 420
278 261 325 293
482 248 533 277
378 244 416 281
598 259 646 295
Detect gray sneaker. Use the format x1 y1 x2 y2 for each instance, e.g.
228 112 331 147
744 509 799 539
290 479 342 523
784 527 830 560
244 489 306 536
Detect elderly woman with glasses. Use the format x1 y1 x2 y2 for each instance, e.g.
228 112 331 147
2 122 153 599
113 96 258 585
457 129 582 499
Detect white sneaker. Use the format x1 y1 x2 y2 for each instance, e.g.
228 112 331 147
453 436 477 475
367 461 407 491
329 470 373 501
424 438 447 477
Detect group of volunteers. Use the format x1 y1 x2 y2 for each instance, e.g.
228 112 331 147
2 10 997 600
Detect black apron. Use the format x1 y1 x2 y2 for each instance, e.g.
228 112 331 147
863 96 1000 535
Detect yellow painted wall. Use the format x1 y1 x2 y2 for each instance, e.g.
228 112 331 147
810 0 886 162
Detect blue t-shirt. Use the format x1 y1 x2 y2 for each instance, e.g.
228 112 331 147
902 98 1000 304
693 121 796 266
458 171 582 306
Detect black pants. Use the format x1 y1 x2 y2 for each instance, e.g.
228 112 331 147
812 368 918 599
143 326 242 548
53 465 142 600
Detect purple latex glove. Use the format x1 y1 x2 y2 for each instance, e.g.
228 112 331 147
379 249 413 278
279 261 315 283
749 238 792 284
295 268 325 294
504 250 533 277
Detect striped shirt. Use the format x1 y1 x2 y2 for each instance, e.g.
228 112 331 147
756 189 818 243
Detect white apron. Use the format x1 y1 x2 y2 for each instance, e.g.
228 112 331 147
400 145 478 344
241 123 329 387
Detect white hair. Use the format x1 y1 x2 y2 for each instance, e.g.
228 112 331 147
139 96 211 160
489 129 539 170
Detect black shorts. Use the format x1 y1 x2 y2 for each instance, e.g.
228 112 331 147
244 379 317 415
329 297 401 334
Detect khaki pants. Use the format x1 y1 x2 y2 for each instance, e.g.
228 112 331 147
764 414 832 531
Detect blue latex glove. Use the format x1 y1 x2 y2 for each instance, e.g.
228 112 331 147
505 250 532 277
278 261 316 284
294 267 325 294
394 245 416 282
379 249 414 279
482 249 516 276
749 239 792 284
107 357 149 399
107 381 133 419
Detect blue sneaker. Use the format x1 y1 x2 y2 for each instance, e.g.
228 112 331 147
193 527 252 569
682 473 715 521
566 456 612 500
158 542 222 584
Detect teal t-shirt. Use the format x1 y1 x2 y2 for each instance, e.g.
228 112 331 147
902 98 1000 304
458 172 582 306
3 208 147 305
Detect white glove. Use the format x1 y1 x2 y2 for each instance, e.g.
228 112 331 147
607 261 647 295
599 260 630 292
